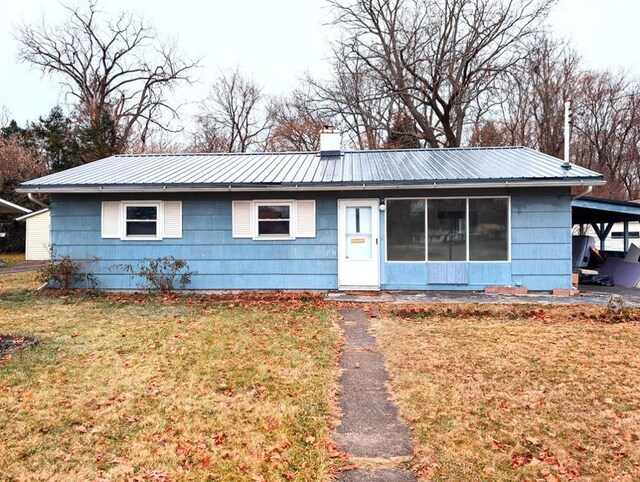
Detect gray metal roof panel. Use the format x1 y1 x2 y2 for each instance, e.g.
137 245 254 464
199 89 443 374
19 147 604 191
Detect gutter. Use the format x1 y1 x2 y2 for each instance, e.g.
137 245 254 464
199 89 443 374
28 192 49 209
572 185 593 200
17 179 607 194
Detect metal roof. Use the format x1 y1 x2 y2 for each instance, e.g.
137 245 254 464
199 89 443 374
0 197 31 214
18 146 605 193
572 197 640 224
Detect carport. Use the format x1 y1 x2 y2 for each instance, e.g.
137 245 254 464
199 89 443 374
572 196 640 253
0 197 30 215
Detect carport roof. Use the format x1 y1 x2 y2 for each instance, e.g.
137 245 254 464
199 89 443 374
0 197 31 215
572 196 640 224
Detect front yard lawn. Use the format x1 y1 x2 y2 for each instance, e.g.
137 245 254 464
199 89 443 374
373 305 640 481
0 286 339 481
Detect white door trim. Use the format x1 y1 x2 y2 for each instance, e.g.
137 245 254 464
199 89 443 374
337 198 380 290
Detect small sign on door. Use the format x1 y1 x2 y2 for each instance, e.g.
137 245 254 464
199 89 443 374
350 238 365 244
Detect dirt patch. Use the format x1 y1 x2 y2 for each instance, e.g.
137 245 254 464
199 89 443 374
0 334 38 354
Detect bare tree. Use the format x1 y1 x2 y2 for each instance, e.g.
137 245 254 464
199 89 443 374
0 136 46 202
266 93 325 151
572 72 640 199
16 1 197 151
471 33 581 155
305 43 398 149
327 0 554 147
193 69 272 152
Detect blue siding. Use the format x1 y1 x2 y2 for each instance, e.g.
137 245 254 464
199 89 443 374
51 187 573 291
51 193 338 290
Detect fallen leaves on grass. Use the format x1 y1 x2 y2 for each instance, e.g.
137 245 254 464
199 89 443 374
0 291 340 480
373 303 640 481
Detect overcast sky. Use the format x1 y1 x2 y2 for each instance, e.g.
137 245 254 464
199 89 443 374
1 0 639 128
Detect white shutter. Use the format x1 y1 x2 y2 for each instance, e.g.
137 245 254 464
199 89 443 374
163 201 182 238
295 200 316 238
232 201 252 238
101 202 121 238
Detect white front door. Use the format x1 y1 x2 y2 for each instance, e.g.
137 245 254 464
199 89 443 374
338 199 380 290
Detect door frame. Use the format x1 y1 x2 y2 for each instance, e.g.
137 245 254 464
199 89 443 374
337 198 381 290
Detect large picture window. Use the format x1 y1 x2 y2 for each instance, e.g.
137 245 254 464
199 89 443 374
427 199 467 261
469 198 509 261
387 200 425 261
385 197 510 262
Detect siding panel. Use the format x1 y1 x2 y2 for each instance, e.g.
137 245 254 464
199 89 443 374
51 186 573 290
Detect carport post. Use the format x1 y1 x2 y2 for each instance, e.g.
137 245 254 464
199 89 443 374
624 221 630 253
591 222 614 252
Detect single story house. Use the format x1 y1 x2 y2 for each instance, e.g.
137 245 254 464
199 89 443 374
17 131 605 291
16 209 51 260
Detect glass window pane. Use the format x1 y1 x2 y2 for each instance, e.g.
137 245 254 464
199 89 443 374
428 199 467 261
126 206 157 220
258 205 290 220
258 220 290 235
127 221 157 236
387 200 425 261
346 207 372 234
469 198 509 261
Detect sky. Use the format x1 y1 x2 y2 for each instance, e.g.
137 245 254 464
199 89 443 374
0 0 639 129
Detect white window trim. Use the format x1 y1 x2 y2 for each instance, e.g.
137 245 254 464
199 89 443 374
121 201 164 241
384 196 511 263
252 200 296 240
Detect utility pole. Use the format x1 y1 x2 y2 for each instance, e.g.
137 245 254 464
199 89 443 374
562 100 572 169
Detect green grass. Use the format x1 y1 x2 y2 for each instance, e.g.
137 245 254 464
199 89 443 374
0 287 340 481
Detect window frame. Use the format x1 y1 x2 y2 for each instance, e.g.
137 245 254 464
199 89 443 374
120 201 163 241
384 196 511 263
252 200 296 240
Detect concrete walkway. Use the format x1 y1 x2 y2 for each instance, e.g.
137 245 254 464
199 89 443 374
328 288 640 307
334 308 416 482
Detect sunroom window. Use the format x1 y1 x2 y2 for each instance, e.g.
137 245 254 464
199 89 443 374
427 199 467 261
387 199 425 261
385 197 510 262
125 204 159 238
469 198 509 261
256 203 292 237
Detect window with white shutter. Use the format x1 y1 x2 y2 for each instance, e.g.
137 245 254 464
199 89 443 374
232 201 252 238
101 200 183 240
163 201 182 238
233 199 317 240
295 200 316 238
102 201 121 238
121 201 162 240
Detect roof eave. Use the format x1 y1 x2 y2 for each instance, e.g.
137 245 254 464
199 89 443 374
17 177 606 194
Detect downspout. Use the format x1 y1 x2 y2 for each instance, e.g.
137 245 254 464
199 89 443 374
28 192 49 209
572 185 592 200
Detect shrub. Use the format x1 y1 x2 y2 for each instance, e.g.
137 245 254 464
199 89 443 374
37 256 99 292
119 256 196 293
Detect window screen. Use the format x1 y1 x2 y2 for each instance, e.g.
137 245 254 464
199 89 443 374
427 199 467 261
386 199 426 261
469 198 509 261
